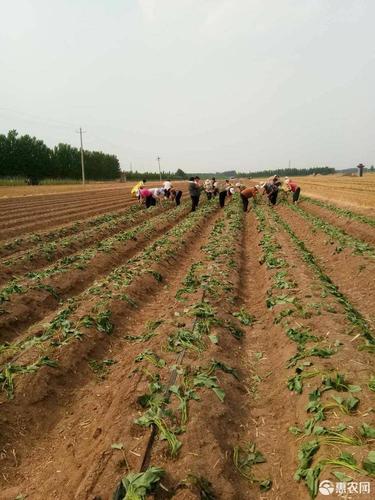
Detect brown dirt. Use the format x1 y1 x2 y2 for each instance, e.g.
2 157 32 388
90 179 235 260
0 206 189 341
0 182 187 240
0 181 187 199
278 204 375 327
235 206 374 499
0 206 221 500
0 203 171 285
0 195 374 500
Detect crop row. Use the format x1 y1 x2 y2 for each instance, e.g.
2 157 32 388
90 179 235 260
0 202 217 400
0 203 176 283
302 196 375 228
0 201 140 258
112 198 272 497
254 203 375 498
287 203 375 257
0 203 188 309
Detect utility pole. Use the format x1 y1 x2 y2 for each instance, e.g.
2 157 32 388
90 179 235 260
79 127 86 185
288 159 291 170
157 156 161 181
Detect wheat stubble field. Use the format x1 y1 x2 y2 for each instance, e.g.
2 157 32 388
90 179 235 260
0 178 374 500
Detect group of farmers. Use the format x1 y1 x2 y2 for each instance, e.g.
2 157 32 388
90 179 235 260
131 175 301 213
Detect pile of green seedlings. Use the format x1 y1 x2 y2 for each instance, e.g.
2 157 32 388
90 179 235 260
302 196 375 228
256 207 375 497
0 204 216 399
287 203 375 257
0 203 188 307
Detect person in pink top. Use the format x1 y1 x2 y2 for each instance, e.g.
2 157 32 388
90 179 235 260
285 177 301 204
139 187 156 208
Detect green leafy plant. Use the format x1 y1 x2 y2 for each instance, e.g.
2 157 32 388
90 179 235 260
287 346 336 368
368 376 375 392
360 423 375 439
232 308 255 326
233 442 272 491
116 466 164 500
167 328 205 353
193 373 225 402
266 295 296 309
134 350 166 368
180 474 217 499
286 327 319 346
363 451 375 475
321 373 361 393
0 356 58 399
124 320 163 343
135 407 182 457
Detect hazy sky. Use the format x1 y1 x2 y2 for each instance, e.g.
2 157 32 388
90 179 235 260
1 0 374 173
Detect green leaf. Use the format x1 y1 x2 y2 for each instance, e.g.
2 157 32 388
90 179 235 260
363 451 375 476
259 479 272 491
360 423 375 439
332 471 352 482
119 466 164 500
338 452 357 466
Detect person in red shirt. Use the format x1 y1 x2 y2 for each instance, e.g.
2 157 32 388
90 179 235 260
285 177 301 204
237 184 259 212
139 187 156 208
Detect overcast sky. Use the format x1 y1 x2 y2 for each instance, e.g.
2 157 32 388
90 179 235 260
1 0 374 173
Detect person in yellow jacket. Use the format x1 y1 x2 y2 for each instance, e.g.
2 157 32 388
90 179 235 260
131 179 147 200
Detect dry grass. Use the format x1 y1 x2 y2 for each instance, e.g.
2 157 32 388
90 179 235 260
249 173 375 215
296 173 375 214
0 180 187 199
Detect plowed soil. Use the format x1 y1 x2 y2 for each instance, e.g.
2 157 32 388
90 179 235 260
0 186 374 500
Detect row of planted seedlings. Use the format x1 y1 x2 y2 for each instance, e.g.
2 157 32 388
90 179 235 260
0 193 132 232
256 204 375 498
301 196 375 229
0 202 191 337
284 202 375 258
0 201 140 259
112 197 272 499
0 202 217 405
0 202 177 283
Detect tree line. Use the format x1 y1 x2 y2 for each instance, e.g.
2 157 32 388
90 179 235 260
238 166 336 178
0 130 121 181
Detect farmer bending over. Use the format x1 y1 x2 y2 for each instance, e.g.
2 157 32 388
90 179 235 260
237 184 258 212
285 177 301 204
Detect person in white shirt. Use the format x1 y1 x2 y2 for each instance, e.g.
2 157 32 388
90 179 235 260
163 180 172 198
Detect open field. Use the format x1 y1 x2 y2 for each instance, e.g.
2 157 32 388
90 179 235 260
0 181 187 199
295 174 375 215
0 185 374 499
